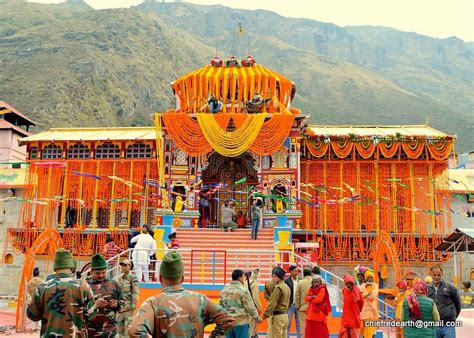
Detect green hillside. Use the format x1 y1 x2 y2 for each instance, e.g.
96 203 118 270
0 0 472 151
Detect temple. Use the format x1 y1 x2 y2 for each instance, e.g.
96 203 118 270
6 56 455 279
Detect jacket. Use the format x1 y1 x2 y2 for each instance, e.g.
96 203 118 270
219 281 258 326
263 280 290 319
427 280 461 321
295 276 312 312
402 295 439 338
285 276 297 304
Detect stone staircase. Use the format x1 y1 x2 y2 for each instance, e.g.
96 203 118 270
176 228 276 284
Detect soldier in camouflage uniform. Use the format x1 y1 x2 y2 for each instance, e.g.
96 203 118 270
87 253 124 337
27 248 97 337
219 269 260 338
116 259 139 337
129 251 235 337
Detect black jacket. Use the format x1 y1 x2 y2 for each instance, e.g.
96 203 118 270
427 280 461 321
285 277 297 305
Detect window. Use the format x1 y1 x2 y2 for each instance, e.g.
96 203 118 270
96 143 120 159
126 143 151 158
42 144 62 159
67 144 90 159
30 147 38 160
272 151 287 168
174 149 188 165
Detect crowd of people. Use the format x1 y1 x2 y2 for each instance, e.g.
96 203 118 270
26 244 472 338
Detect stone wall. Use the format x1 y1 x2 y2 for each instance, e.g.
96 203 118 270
0 189 24 295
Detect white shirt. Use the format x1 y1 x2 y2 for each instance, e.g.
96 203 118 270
131 233 157 264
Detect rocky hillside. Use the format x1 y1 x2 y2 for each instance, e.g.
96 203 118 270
0 0 472 151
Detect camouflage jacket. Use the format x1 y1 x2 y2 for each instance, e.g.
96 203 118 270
219 281 258 326
87 277 123 337
27 272 97 337
117 273 139 313
128 284 235 337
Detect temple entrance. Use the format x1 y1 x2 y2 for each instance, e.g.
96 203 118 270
200 152 258 227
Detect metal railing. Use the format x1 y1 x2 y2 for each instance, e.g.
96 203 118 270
98 247 394 320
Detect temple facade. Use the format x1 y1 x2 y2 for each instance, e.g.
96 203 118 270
6 57 456 277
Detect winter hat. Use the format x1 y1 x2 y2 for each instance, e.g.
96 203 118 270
53 248 74 270
91 253 108 270
272 266 286 280
160 251 184 280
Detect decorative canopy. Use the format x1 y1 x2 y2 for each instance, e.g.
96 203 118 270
161 56 300 157
171 56 297 114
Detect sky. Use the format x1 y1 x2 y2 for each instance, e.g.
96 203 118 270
31 0 474 41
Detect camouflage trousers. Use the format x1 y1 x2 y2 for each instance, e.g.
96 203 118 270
116 311 133 337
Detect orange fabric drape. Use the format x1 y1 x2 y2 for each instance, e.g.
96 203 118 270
401 140 425 159
331 139 353 158
355 140 376 159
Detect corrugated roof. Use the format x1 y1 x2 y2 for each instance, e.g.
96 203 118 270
434 228 474 253
0 167 27 188
19 127 156 145
306 125 450 137
447 169 474 193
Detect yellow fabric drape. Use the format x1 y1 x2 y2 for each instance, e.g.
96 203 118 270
196 113 266 157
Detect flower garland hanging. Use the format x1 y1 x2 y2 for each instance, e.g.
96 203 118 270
196 113 266 157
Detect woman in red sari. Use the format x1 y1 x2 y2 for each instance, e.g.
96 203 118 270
305 274 332 338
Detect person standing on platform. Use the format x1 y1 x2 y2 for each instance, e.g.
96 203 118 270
117 259 139 337
359 270 379 338
339 275 363 338
27 249 96 337
128 251 235 337
262 266 290 338
130 224 157 282
87 253 123 338
251 199 262 240
402 280 440 338
427 265 461 338
285 265 301 338
219 269 260 338
295 267 312 337
304 274 331 338
460 281 474 309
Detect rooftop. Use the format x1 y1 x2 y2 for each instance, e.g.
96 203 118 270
306 124 451 138
19 127 156 145
0 101 35 127
447 169 474 193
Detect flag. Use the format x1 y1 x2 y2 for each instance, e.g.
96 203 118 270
233 177 247 186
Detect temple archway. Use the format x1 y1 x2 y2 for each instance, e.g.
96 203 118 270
371 230 402 285
201 152 258 225
16 229 63 332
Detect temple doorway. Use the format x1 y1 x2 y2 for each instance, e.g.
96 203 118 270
200 152 258 227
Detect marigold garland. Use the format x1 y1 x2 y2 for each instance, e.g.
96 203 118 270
355 139 376 159
331 139 353 158
196 113 266 157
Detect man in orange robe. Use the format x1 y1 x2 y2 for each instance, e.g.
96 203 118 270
304 275 331 338
359 270 379 338
339 275 364 338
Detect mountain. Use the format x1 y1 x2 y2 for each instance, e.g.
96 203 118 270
0 0 472 151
